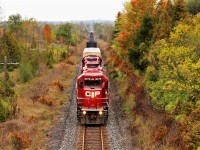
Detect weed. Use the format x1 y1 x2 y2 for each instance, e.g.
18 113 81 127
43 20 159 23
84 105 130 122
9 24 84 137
38 95 53 106
27 115 38 124
153 125 168 143
11 131 31 150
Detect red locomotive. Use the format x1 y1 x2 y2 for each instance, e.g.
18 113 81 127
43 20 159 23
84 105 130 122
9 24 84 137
76 47 109 124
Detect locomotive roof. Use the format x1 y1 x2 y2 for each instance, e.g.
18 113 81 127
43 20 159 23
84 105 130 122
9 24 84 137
77 72 108 81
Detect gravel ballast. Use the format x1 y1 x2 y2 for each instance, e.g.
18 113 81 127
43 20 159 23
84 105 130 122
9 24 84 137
48 42 136 150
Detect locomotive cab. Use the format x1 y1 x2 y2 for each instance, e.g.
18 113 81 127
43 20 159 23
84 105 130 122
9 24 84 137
76 73 109 124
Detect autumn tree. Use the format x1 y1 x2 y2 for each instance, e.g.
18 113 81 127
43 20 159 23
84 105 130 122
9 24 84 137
113 0 155 61
146 13 200 120
152 1 174 42
22 18 38 47
42 24 52 44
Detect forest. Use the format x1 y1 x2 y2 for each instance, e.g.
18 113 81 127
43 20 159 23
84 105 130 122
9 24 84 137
0 0 199 149
0 13 88 119
107 0 200 149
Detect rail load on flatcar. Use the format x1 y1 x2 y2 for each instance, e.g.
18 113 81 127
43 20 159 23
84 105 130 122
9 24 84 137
86 31 97 48
83 47 101 57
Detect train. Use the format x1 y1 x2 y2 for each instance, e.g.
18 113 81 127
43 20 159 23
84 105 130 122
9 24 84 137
76 32 109 124
86 31 97 48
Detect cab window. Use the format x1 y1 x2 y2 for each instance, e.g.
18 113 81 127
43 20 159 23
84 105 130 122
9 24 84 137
79 81 83 88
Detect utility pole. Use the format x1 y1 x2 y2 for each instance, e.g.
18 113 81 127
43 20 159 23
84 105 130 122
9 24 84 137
0 56 19 97
4 56 7 96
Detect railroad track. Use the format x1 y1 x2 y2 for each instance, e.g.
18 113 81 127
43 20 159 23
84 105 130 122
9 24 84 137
77 125 109 150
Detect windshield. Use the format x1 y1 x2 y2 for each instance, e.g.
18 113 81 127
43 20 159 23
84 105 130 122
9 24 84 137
86 64 99 68
84 78 102 86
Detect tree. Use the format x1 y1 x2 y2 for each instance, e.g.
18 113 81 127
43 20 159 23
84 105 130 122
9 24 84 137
31 37 37 48
152 0 174 42
8 14 23 38
22 18 38 46
113 0 155 59
147 14 200 119
0 31 20 63
128 13 153 71
113 12 122 39
42 24 52 44
174 0 188 22
187 0 200 15
56 23 72 50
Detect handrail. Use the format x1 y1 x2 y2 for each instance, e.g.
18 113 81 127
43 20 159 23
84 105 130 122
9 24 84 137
77 97 108 100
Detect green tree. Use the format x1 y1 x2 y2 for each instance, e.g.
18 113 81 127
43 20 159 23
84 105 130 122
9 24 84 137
128 13 153 71
0 31 20 63
8 14 23 38
174 0 188 22
31 37 37 49
187 0 200 15
56 23 72 50
113 12 122 39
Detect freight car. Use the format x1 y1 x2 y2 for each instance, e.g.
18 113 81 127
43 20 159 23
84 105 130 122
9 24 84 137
77 46 109 124
86 31 97 48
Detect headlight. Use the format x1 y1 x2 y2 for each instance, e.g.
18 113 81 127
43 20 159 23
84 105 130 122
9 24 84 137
99 111 103 115
83 111 86 115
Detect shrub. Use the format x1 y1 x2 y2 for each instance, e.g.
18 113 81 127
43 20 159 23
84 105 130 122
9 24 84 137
19 62 34 83
0 98 10 122
11 131 31 150
38 95 53 106
47 50 53 68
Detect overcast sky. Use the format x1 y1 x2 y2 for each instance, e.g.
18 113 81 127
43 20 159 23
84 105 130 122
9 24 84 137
0 0 127 21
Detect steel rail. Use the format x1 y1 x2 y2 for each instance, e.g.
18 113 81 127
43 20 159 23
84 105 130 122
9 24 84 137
81 126 105 150
82 126 85 150
100 126 104 150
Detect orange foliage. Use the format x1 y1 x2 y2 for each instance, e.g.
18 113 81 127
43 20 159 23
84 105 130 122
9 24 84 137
60 36 64 43
114 0 155 58
42 24 52 43
60 63 68 69
162 1 167 8
119 31 130 43
49 81 64 92
153 125 168 143
11 131 31 149
27 115 38 124
38 95 53 106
